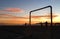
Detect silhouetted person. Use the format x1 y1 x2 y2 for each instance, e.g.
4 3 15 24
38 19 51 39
45 21 48 26
40 22 43 26
25 23 27 26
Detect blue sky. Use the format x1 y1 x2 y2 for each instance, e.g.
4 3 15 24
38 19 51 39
0 0 60 17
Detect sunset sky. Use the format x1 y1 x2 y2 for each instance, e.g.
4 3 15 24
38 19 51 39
0 0 60 25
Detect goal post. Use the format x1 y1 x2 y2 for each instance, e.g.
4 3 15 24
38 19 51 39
29 5 52 26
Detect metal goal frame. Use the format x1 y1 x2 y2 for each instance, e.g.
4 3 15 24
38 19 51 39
29 5 52 26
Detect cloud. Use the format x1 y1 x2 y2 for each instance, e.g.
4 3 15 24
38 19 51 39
43 14 58 19
31 14 58 19
0 8 24 13
0 14 59 24
0 14 29 24
31 16 42 18
0 14 28 19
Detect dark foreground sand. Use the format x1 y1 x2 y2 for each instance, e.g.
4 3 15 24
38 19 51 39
0 25 60 39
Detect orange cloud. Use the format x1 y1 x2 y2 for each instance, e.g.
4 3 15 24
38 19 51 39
0 8 24 13
0 14 29 24
0 14 28 19
31 16 42 18
44 14 58 19
0 13 59 24
31 14 58 19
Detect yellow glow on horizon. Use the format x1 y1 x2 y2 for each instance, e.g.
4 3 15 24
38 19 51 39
53 15 60 23
0 13 60 25
31 14 60 24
